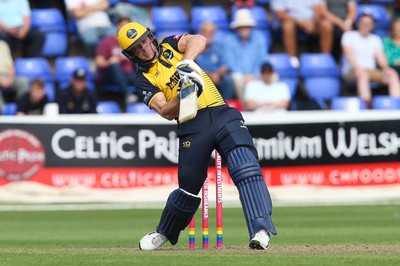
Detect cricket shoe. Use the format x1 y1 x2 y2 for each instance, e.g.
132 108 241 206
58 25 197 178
139 231 168 251
249 230 270 250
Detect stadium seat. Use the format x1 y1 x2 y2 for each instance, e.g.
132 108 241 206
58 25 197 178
356 5 391 38
300 53 340 101
96 101 122 114
15 57 56 101
371 96 400 110
31 8 68 57
2 102 17 116
151 6 189 34
331 97 368 111
108 0 121 5
268 53 299 98
191 6 229 40
54 56 95 90
255 0 270 4
15 57 53 81
126 102 157 114
369 0 393 3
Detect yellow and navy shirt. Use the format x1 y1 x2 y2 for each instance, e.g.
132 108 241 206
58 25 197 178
135 34 225 111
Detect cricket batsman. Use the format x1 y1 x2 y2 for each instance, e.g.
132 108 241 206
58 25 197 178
117 22 277 250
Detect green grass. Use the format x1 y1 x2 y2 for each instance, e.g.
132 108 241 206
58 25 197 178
1 205 400 265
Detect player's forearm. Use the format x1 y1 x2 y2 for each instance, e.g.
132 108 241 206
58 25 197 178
180 34 207 60
151 96 180 120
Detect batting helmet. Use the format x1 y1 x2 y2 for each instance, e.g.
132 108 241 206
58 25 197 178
117 22 159 64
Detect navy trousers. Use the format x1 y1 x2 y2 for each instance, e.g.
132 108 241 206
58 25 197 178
177 105 257 195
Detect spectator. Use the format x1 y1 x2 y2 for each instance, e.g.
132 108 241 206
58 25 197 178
0 0 45 57
271 0 331 68
57 68 98 114
95 16 136 102
320 0 357 62
0 40 28 102
384 18 400 76
342 14 400 106
224 9 268 102
16 79 48 115
196 21 234 100
243 62 291 113
64 0 114 57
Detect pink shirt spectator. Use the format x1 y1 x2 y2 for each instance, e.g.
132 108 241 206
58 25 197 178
96 36 135 81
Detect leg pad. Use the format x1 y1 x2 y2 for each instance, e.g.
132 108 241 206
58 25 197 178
228 147 277 239
157 189 201 245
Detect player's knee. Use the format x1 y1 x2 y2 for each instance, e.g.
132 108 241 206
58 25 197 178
167 188 201 215
227 147 262 185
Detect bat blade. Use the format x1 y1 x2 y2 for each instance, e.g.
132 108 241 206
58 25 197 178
178 79 198 123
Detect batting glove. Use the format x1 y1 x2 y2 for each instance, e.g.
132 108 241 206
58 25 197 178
176 59 204 96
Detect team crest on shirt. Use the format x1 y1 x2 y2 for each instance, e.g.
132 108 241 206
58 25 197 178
163 49 173 59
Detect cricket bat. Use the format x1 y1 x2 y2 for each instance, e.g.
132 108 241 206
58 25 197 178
178 76 198 123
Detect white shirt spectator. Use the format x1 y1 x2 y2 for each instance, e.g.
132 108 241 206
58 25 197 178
244 80 291 113
341 30 383 75
271 0 322 21
65 0 112 32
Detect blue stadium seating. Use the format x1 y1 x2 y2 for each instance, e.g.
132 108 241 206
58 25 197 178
369 0 393 3
300 53 340 101
331 97 368 111
191 6 229 38
96 101 122 114
126 102 156 114
14 57 56 101
151 6 190 35
15 57 53 81
356 5 391 38
54 56 95 90
255 0 270 4
2 102 17 116
108 0 121 5
371 96 400 110
31 8 68 57
268 53 298 98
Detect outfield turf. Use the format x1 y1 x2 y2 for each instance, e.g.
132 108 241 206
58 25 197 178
1 204 399 265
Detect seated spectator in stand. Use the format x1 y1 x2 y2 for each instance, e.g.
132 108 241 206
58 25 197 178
271 0 331 68
64 0 114 56
243 62 291 113
0 0 45 57
384 19 400 76
57 68 98 114
320 0 357 62
16 79 48 115
224 9 268 102
196 21 234 100
342 14 400 107
95 16 136 102
0 40 28 102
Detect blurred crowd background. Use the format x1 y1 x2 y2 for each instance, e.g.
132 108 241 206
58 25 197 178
0 0 399 116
